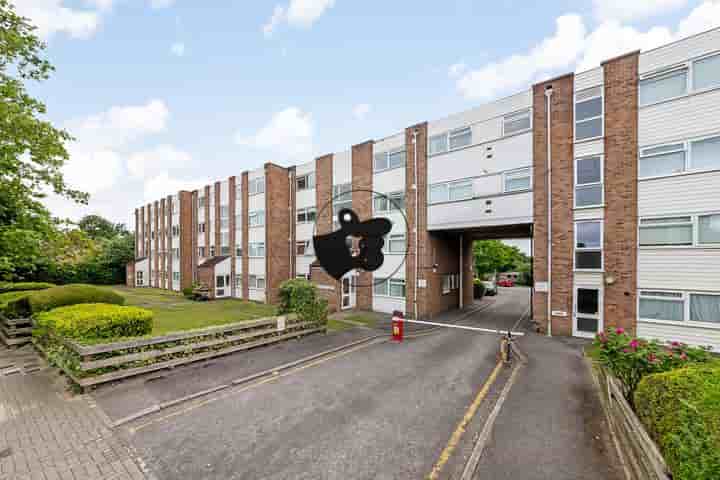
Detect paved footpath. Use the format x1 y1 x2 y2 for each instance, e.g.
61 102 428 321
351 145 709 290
0 344 154 480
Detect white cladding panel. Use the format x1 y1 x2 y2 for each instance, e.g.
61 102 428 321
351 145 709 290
296 222 314 241
574 66 603 91
296 160 314 176
248 192 264 211
375 133 405 153
373 296 405 315
379 211 407 236
373 254 405 279
333 151 352 185
215 257 231 276
296 189 315 208
296 257 314 277
640 28 720 74
235 258 242 273
574 207 605 221
373 167 405 193
575 139 604 158
220 180 229 199
574 271 604 286
428 132 532 184
638 249 720 291
428 192 533 231
639 88 720 146
428 90 531 135
638 321 719 352
638 171 720 216
249 257 265 275
248 167 264 180
248 227 265 242
249 289 266 302
135 258 149 286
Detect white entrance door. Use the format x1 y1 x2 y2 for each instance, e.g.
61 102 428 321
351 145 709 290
341 274 357 310
216 274 230 298
573 286 603 338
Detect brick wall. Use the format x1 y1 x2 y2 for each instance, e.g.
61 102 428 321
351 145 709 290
242 173 249 300
312 153 340 310
265 163 291 304
198 264 215 298
191 191 198 284
153 201 159 287
204 185 211 256
160 199 165 289
229 176 237 295
126 262 135 287
166 195 173 290
603 52 639 334
179 191 194 290
214 181 221 253
288 167 296 278
352 140 374 310
532 73 575 336
134 209 139 258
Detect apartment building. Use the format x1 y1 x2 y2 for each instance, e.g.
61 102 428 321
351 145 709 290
128 28 720 350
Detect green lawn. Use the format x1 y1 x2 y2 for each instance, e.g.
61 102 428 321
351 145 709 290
101 286 277 336
327 311 382 331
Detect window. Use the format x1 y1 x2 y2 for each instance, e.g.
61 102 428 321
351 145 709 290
235 246 242 257
374 152 388 171
235 275 242 291
248 177 265 195
690 294 720 323
172 225 180 237
575 221 602 270
333 183 353 216
387 234 406 253
389 279 406 298
296 241 312 256
296 173 315 190
198 222 205 234
374 149 406 171
221 246 231 256
249 242 265 257
220 219 230 230
374 278 406 297
172 248 180 260
442 274 459 294
639 143 686 178
503 109 531 136
639 217 693 246
640 291 685 321
221 232 230 246
693 53 720 91
249 275 266 289
173 272 180 282
429 133 448 155
198 196 206 208
575 156 603 207
430 183 449 204
296 274 309 280
448 127 472 150
504 168 532 193
248 211 265 227
198 246 205 258
235 215 242 228
136 271 144 286
374 191 405 212
449 179 473 201
209 245 215 257
575 87 603 141
699 214 720 244
220 206 229 218
690 135 720 171
296 207 317 223
640 68 687 106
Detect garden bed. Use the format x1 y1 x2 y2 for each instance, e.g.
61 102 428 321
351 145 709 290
34 314 324 388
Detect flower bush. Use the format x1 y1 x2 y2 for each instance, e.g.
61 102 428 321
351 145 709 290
593 327 713 402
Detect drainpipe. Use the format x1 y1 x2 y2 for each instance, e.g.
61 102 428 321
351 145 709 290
545 86 553 337
459 234 463 309
412 129 419 320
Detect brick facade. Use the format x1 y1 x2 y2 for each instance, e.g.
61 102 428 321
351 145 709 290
125 261 135 287
352 140 374 311
242 173 250 300
166 195 172 291
179 191 194 290
265 163 292 304
153 201 159 287
229 176 237 296
312 153 340 311
603 52 639 334
532 74 575 336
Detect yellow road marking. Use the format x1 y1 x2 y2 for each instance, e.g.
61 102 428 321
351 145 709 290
427 359 504 480
129 339 382 433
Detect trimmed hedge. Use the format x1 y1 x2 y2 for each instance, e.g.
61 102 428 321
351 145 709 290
634 363 720 480
35 303 153 342
278 279 328 325
0 282 55 294
4 284 124 318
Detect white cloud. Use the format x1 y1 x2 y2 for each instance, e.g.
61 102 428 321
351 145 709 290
352 103 371 120
263 0 335 36
127 144 192 179
592 0 688 22
448 62 467 78
235 107 313 161
143 173 205 202
457 14 586 100
170 42 185 57
12 0 100 40
63 149 124 195
676 0 720 38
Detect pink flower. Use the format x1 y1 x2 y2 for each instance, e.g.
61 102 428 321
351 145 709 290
671 341 680 347
623 348 630 353
629 339 639 350
680 353 688 361
615 327 625 335
647 353 657 363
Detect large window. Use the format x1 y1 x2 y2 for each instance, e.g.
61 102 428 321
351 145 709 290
449 127 472 150
248 210 265 227
639 217 693 246
248 242 265 257
690 136 720 171
575 221 602 270
248 177 265 195
296 207 317 223
429 179 473 204
502 109 531 136
699 214 720 244
374 149 406 172
639 135 720 178
693 53 720 91
575 156 603 207
332 183 352 217
442 274 459 294
374 278 406 298
386 234 406 253
296 173 315 191
639 290 720 324
504 168 531 193
428 126 472 155
296 240 312 256
248 275 266 290
640 68 688 106
575 87 603 141
374 191 405 213
220 206 229 218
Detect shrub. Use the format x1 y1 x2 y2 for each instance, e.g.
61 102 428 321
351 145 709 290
35 303 153 342
634 363 720 480
278 278 328 325
0 282 55 294
594 328 713 402
182 286 194 299
5 284 124 318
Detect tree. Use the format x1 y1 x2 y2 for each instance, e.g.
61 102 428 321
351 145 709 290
473 240 530 279
0 0 87 279
78 215 124 240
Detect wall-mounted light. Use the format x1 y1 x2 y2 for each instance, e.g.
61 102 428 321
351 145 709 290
604 273 616 285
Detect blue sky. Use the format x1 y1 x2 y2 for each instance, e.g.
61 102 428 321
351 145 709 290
13 1 720 228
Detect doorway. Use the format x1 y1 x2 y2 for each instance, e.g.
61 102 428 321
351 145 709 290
341 274 357 310
573 286 603 338
216 274 230 298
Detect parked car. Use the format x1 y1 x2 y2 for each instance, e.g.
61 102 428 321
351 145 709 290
498 279 515 287
482 278 498 296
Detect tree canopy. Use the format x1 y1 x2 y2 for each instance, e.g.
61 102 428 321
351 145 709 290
473 240 531 279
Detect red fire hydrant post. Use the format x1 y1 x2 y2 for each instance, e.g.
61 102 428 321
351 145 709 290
391 310 404 342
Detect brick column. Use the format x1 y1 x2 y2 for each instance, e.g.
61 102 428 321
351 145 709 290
288 167 296 279
153 201 159 287
204 185 211 255
138 207 144 257
313 153 340 312
352 140 374 311
242 173 249 300
134 209 139 258
229 176 237 295
265 163 291 304
159 199 165 289
166 195 173 289
191 191 198 284
214 181 221 253
603 51 639 334
179 191 194 290
405 123 429 319
532 73 575 336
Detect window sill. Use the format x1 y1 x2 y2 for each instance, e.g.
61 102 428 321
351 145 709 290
638 318 720 331
574 204 605 210
574 269 604 273
374 294 406 300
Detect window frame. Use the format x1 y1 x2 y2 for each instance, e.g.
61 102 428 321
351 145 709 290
692 51 720 93
374 191 405 213
296 172 315 191
448 126 472 151
503 167 532 194
639 215 696 248
248 275 266 290
502 109 532 137
374 149 406 172
373 277 406 298
248 177 265 196
296 206 317 224
248 210 265 228
574 155 604 208
248 242 266 258
639 66 689 107
386 234 406 254
637 290 720 329
574 87 604 142
428 125 473 156
574 220 603 271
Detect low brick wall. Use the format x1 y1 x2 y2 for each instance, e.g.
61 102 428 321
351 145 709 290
592 364 670 480
0 314 33 346
35 315 324 388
